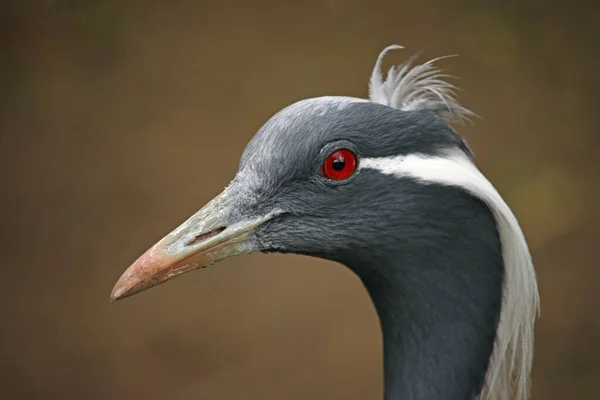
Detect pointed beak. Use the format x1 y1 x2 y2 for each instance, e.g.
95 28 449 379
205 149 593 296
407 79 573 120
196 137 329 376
110 187 277 301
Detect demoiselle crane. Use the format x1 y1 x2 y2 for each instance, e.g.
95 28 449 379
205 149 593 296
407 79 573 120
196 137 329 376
111 45 540 400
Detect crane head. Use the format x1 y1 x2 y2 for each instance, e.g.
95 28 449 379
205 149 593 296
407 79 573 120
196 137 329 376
111 45 475 300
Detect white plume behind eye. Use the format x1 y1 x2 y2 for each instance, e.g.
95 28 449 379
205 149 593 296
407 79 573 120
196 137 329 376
369 45 475 124
360 151 540 400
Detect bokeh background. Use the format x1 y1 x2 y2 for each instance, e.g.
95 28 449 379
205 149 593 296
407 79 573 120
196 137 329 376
1 1 599 399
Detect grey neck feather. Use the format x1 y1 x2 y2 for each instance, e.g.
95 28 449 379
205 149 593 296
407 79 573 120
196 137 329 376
342 183 504 400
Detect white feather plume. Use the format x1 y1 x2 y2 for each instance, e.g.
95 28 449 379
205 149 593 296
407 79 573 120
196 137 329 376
368 46 539 400
360 150 540 400
369 45 475 123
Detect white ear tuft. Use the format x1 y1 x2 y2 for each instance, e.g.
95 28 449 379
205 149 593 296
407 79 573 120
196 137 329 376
369 45 475 123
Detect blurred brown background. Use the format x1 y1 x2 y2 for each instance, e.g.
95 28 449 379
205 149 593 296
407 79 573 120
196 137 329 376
1 1 599 399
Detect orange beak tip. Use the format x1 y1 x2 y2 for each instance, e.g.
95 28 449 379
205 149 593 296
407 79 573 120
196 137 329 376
109 201 273 302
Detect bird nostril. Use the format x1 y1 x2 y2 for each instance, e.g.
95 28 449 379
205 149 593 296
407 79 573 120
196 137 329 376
187 227 226 247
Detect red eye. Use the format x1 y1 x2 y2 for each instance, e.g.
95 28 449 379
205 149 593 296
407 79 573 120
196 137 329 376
322 149 357 180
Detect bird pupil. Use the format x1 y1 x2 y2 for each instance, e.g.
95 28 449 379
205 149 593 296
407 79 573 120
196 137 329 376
332 156 345 171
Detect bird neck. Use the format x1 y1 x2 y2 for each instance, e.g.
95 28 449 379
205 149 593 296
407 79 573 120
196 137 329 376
346 201 504 400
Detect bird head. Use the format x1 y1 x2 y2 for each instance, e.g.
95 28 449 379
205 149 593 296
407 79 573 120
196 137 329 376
110 45 476 299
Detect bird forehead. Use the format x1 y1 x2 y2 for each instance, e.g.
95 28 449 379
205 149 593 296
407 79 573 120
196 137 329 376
232 97 369 195
268 96 368 129
262 96 369 141
239 96 367 167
